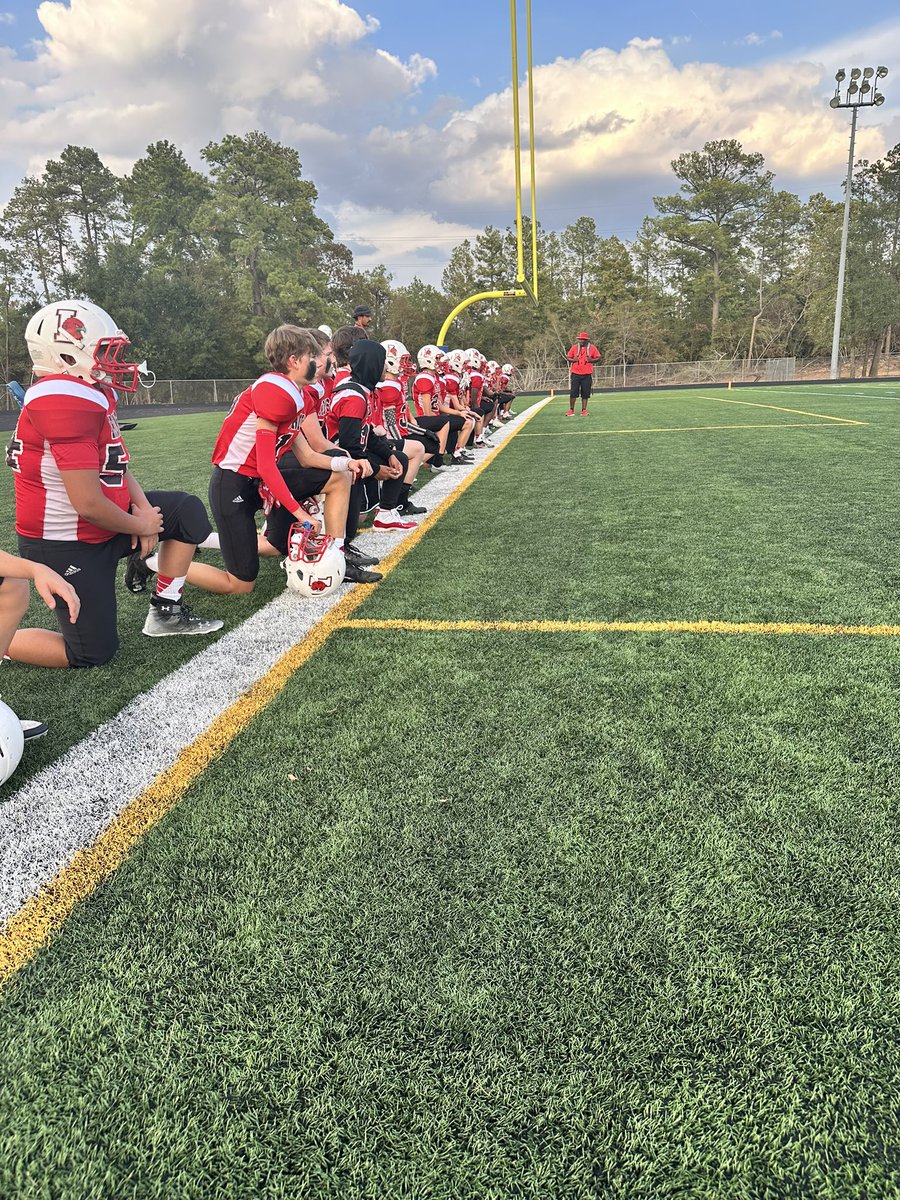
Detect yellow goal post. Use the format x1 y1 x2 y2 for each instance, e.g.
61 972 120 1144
437 0 538 347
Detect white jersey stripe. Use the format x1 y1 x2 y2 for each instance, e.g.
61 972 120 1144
39 441 79 540
25 378 109 410
254 373 303 412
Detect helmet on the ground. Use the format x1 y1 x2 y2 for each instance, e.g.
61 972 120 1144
0 700 24 787
381 339 411 376
417 344 443 371
283 524 345 597
25 299 149 393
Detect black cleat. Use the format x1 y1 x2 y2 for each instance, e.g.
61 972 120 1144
398 501 427 515
345 544 380 567
343 560 382 584
124 551 153 593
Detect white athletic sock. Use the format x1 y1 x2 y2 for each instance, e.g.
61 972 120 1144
146 554 159 572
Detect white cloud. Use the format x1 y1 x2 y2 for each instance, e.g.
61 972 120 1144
0 12 15 25
736 31 784 47
0 0 433 178
327 200 482 284
671 36 691 46
370 37 892 225
1 3 899 286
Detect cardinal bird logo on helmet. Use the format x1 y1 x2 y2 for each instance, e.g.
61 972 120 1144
56 311 87 343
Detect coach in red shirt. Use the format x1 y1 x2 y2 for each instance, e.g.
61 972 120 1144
566 332 601 416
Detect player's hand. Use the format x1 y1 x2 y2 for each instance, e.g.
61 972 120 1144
31 563 81 624
387 455 403 478
132 533 159 559
295 512 322 533
347 458 366 480
132 505 164 540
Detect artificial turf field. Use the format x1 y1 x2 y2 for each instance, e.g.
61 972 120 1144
2 384 900 1198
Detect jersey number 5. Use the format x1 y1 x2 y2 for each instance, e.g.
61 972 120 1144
5 437 23 472
100 442 129 487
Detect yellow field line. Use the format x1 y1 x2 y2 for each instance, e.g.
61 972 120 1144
516 422 854 438
0 398 551 989
700 394 865 425
340 617 900 638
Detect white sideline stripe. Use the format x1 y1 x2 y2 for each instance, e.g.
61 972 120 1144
0 410 537 925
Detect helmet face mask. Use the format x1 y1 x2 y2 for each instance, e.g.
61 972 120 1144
26 299 145 393
283 523 346 597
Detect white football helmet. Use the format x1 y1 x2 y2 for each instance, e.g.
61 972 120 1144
465 348 483 371
25 299 149 393
0 700 24 787
445 349 466 374
317 324 333 339
381 339 411 376
283 524 346 597
417 344 443 371
486 360 500 376
502 363 514 376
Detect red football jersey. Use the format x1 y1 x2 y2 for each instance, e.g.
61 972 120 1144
376 380 407 439
412 371 439 417
442 371 460 402
319 374 335 419
301 379 325 419
10 375 130 543
468 369 484 403
212 373 304 476
324 381 371 448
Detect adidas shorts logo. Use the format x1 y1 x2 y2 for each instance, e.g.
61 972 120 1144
63 565 81 576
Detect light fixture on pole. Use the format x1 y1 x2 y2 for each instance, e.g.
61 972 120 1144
828 66 888 380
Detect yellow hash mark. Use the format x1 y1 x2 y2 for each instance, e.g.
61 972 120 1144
516 422 855 438
340 617 900 638
700 394 866 425
0 399 552 989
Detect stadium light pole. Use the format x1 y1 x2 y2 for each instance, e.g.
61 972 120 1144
829 66 888 379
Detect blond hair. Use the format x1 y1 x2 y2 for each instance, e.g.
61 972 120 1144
264 325 318 374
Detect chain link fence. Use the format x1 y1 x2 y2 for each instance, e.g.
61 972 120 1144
517 356 900 394
6 357 900 412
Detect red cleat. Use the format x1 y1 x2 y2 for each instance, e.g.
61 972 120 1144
565 409 575 417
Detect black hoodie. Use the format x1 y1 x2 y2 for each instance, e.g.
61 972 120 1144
335 340 393 461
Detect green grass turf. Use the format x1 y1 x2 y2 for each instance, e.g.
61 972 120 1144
361 389 900 628
2 630 900 1197
2 384 900 1196
0 413 285 788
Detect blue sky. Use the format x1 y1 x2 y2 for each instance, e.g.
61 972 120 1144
1 0 899 283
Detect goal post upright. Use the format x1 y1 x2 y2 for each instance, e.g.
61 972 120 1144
437 0 538 346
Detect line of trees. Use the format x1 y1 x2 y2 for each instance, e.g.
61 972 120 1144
2 134 900 383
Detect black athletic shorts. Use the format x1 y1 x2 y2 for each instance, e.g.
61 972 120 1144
415 415 448 436
404 428 441 455
17 490 212 668
209 467 265 584
263 463 333 556
570 374 592 402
